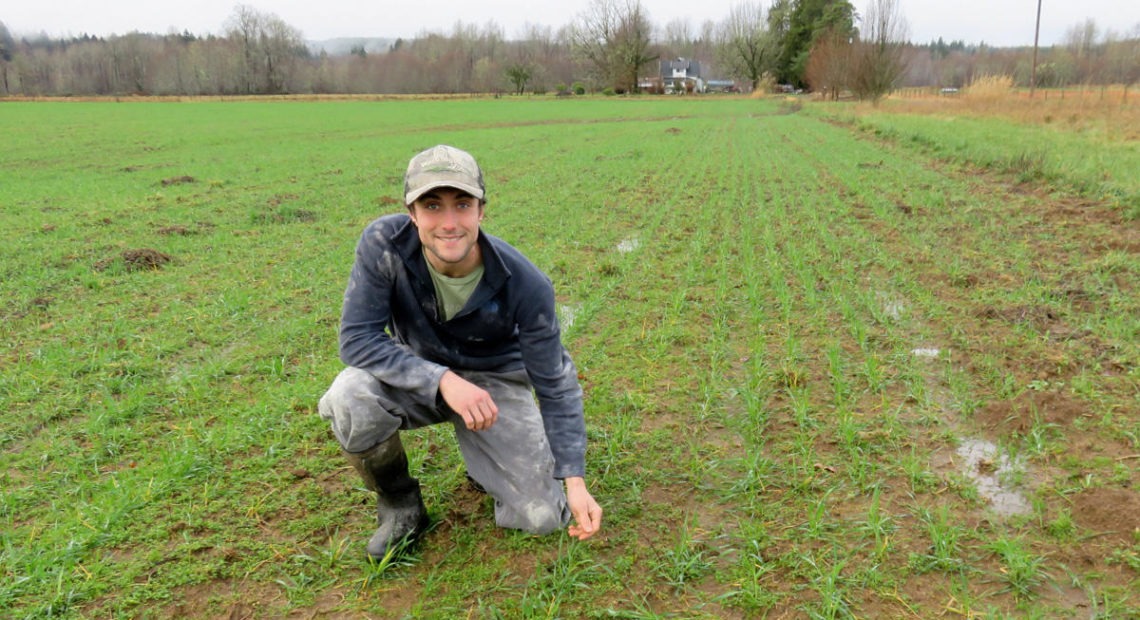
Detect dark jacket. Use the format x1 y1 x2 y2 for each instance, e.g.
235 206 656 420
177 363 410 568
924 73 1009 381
338 213 586 478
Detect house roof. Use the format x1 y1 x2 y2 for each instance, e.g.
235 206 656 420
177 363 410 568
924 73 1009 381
660 58 701 79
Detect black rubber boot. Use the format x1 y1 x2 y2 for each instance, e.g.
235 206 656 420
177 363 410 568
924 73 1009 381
344 433 430 561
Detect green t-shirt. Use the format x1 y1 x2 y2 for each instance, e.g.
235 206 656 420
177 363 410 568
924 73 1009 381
425 257 484 321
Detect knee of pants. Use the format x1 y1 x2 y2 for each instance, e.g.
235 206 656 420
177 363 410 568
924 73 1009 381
497 498 568 536
318 368 399 452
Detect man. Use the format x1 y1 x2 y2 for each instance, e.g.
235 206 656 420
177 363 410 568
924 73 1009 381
318 144 602 561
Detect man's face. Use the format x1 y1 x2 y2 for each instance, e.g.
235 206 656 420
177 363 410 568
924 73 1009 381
408 188 485 277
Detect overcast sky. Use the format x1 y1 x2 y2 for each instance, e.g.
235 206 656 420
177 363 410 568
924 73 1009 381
4 0 1138 47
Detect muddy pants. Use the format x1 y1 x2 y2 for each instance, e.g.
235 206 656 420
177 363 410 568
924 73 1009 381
318 366 570 535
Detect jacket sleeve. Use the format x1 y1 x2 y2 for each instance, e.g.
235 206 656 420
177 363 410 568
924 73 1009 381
338 225 448 407
516 278 587 479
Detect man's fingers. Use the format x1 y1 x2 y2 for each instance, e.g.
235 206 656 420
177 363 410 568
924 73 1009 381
460 402 498 431
568 503 601 540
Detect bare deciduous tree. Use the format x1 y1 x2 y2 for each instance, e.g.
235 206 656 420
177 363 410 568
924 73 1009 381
717 2 776 91
1103 24 1140 101
851 0 909 103
804 25 853 99
568 0 656 92
226 5 305 94
0 20 13 94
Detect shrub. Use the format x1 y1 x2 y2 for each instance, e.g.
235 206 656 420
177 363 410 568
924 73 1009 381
965 74 1014 103
750 73 777 99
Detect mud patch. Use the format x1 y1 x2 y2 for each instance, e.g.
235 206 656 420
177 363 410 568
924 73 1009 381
155 221 215 236
1070 487 1140 546
255 207 318 224
974 389 1089 435
165 579 283 618
160 175 196 186
976 304 1064 331
95 248 173 272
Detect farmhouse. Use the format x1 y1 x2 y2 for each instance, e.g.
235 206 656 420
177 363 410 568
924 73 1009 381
641 58 709 94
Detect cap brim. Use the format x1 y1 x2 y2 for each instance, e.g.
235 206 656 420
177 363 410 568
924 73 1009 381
405 180 485 205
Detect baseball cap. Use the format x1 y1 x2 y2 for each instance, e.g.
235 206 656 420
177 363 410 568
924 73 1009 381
403 145 486 205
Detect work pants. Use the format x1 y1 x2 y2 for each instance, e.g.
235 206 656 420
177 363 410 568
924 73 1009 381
318 366 570 535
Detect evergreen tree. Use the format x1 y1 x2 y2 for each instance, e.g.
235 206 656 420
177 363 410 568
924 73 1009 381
774 0 856 86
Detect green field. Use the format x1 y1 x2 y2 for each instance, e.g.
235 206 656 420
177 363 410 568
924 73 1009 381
2 97 1137 618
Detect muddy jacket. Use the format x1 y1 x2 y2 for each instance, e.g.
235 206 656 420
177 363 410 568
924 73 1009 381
338 213 586 479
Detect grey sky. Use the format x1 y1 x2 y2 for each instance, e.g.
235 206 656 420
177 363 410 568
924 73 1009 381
5 0 1138 47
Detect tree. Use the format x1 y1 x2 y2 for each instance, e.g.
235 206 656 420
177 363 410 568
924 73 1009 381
1 20 15 94
717 2 777 91
505 63 532 94
662 18 696 59
1103 25 1140 101
225 5 305 94
568 0 657 92
1064 18 1103 85
851 0 908 103
775 0 856 87
804 25 853 99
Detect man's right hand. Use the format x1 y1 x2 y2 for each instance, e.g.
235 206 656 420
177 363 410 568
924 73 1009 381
439 370 499 431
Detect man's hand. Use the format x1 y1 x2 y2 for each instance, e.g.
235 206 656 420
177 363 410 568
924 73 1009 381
439 370 499 431
565 477 602 540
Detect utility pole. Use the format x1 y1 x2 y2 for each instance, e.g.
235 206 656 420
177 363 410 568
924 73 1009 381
1031 0 1042 98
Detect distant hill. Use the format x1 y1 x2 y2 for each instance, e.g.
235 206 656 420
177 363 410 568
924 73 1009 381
306 37 396 56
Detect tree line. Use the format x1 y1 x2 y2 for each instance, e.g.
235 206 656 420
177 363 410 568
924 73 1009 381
1 1 1136 98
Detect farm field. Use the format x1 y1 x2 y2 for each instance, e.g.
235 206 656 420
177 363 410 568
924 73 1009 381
1 96 1138 618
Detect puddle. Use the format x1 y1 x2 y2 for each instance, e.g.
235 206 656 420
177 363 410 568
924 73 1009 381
955 438 1032 516
616 237 640 253
911 347 941 358
875 291 905 321
558 303 581 333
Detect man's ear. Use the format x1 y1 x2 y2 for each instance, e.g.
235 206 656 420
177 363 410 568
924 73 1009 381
407 204 418 224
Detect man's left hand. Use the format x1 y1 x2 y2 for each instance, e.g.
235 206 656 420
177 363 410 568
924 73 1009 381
564 477 602 540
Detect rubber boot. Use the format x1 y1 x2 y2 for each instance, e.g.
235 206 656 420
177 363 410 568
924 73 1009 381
343 433 429 561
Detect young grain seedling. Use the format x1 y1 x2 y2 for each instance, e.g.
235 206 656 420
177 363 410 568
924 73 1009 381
800 489 836 540
860 350 887 394
900 445 940 494
908 505 966 574
653 520 714 592
512 538 607 617
1019 409 1062 459
726 539 781 613
1044 508 1076 541
826 343 852 407
355 536 420 590
988 536 1049 600
855 486 895 560
799 552 853 620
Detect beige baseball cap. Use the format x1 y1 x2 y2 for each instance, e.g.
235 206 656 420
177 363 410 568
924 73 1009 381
403 145 486 205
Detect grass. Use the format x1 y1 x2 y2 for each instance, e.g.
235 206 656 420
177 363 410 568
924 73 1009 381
1 94 1138 617
826 89 1140 219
